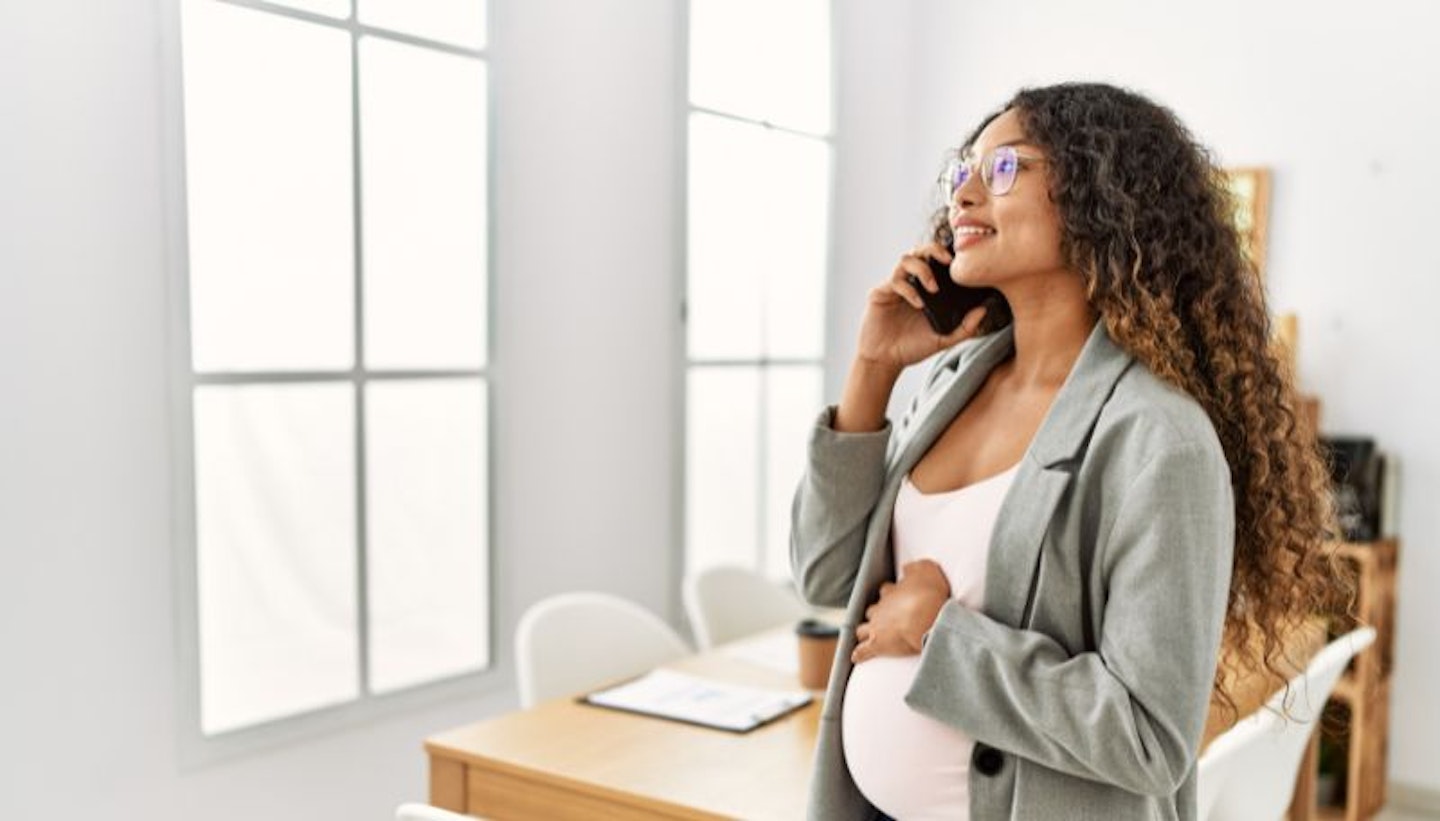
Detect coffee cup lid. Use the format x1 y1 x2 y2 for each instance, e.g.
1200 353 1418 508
795 618 840 637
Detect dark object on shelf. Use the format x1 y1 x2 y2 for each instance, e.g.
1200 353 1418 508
1320 436 1383 542
1316 702 1350 808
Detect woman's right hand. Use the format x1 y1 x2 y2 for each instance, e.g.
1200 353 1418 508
832 243 988 433
854 243 988 372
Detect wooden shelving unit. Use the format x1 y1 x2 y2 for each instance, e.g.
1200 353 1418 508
1292 539 1399 821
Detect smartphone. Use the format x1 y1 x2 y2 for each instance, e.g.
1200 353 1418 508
907 257 999 335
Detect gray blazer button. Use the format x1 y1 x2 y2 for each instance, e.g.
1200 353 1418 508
972 743 1005 777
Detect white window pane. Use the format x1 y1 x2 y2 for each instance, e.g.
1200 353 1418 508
688 114 830 360
194 383 358 735
365 379 489 693
182 0 355 372
687 367 760 573
689 0 831 134
358 0 486 49
761 139 830 360
359 38 488 370
687 116 762 359
763 366 822 580
266 0 352 19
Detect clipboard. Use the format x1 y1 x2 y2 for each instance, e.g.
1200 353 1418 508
579 668 812 733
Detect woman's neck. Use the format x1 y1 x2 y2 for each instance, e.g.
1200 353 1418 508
1000 272 1098 390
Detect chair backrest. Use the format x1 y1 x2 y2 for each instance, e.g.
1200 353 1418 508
515 591 691 708
1197 704 1280 821
682 565 809 649
394 802 476 821
1206 626 1377 821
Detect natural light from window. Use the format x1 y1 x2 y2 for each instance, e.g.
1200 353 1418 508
180 0 490 736
684 0 832 581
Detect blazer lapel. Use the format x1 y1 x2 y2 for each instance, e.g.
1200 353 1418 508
890 328 1018 480
985 322 1135 627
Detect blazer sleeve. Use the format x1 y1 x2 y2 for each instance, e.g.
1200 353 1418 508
904 440 1235 796
789 407 892 609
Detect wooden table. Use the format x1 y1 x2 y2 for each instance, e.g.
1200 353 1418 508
425 628 820 820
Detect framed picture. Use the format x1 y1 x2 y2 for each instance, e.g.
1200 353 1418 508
1224 167 1271 277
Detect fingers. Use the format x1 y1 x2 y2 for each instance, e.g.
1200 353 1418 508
902 559 942 578
852 623 874 662
921 240 953 265
851 623 879 663
888 257 929 309
925 303 989 350
850 629 910 663
854 564 952 664
902 252 939 295
900 559 953 596
913 242 955 294
882 242 955 312
957 304 990 340
961 304 988 334
851 639 871 664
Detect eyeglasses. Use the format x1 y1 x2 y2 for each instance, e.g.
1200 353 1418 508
938 145 1046 201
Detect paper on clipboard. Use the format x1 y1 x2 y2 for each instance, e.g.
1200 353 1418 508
581 668 812 733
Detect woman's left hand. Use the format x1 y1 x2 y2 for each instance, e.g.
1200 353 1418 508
851 559 952 663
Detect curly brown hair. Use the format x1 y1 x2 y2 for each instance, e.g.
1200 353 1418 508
932 82 1351 721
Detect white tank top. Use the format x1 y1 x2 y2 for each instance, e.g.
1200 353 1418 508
842 463 1018 821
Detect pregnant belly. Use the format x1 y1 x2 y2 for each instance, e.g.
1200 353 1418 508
841 655 974 820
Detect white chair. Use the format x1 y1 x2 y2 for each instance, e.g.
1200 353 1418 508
394 803 476 820
1196 702 1280 821
1203 626 1377 821
515 591 691 708
682 565 809 649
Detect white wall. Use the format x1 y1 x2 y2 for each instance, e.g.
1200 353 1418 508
489 0 682 649
826 4 918 403
0 0 680 817
844 0 1439 796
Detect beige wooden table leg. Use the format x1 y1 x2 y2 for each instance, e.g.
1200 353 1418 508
429 755 468 813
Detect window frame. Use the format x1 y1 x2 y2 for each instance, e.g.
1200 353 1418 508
159 0 502 765
678 0 838 583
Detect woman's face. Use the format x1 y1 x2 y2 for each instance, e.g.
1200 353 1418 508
945 109 1069 290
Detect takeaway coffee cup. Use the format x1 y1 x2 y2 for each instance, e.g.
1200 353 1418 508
795 618 841 690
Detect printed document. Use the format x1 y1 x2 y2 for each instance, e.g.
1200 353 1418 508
582 668 811 732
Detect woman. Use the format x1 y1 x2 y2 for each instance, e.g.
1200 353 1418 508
790 82 1341 820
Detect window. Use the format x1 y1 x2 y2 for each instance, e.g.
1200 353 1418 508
684 0 833 580
176 0 490 736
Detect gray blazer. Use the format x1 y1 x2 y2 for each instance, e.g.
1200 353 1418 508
791 323 1234 820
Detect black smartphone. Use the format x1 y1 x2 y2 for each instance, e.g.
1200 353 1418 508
906 257 999 335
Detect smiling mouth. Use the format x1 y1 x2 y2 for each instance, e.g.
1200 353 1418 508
952 226 995 250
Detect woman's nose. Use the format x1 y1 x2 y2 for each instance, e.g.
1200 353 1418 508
954 169 985 208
